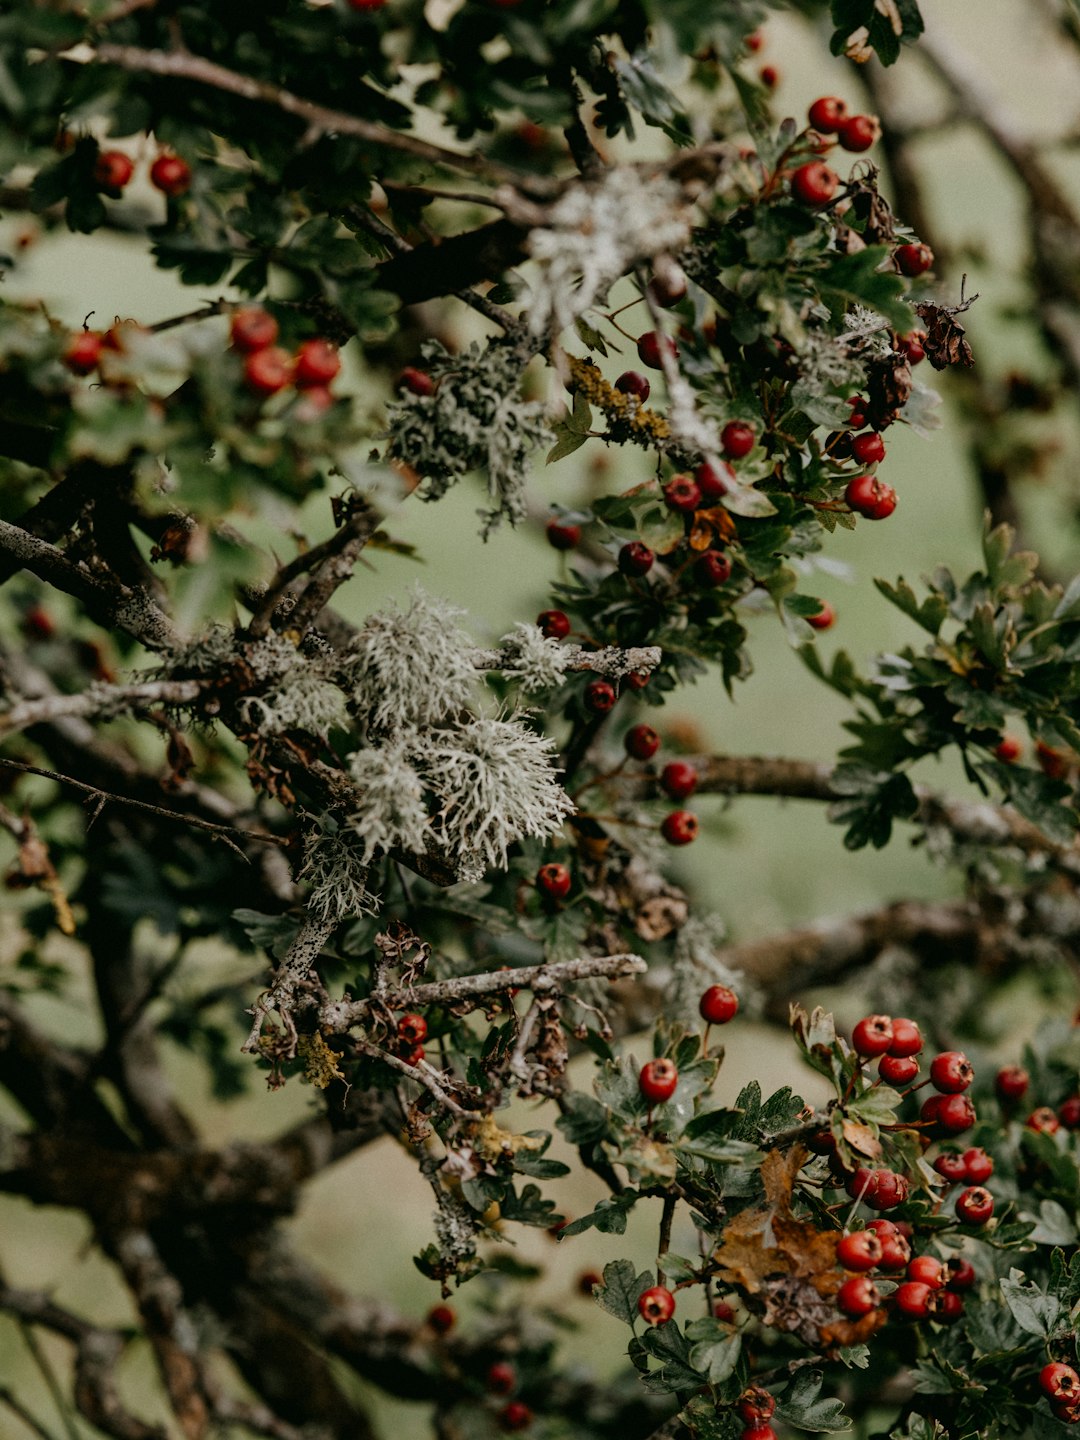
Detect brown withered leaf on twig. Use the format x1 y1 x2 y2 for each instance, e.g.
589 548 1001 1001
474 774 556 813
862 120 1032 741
913 300 975 371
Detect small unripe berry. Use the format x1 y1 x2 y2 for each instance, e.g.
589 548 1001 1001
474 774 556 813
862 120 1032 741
663 474 701 512
721 421 756 459
537 609 571 639
697 550 732 587
615 370 650 401
398 366 435 396
699 985 739 1025
894 1280 934 1319
695 459 735 500
661 810 698 846
536 863 572 900
851 432 886 465
584 680 616 714
806 600 836 631
230 306 279 353
637 1284 676 1324
625 724 661 761
994 734 1022 763
397 1013 428 1046
995 1064 1029 1101
1040 1364 1080 1402
837 113 881 152
791 161 839 206
637 330 676 370
499 1401 533 1432
845 474 897 520
427 1304 455 1333
906 1255 944 1289
487 1362 516 1395
836 1230 883 1272
94 149 134 190
1027 1106 1061 1134
149 153 192 197
618 541 655 577
660 761 698 800
930 1051 974 1094
955 1186 994 1225
852 1014 894 1057
294 338 341 389
895 242 934 277
961 1147 994 1184
878 1053 918 1085
837 1274 879 1317
63 330 103 375
546 519 581 550
244 347 293 396
807 96 848 133
887 1017 923 1057
945 1257 977 1292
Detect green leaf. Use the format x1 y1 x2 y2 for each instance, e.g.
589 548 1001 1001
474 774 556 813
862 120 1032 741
594 1259 653 1325
1029 1199 1079 1247
558 1190 640 1237
874 576 949 636
685 1320 742 1383
815 247 914 330
556 1091 610 1144
999 1270 1063 1337
775 1370 851 1432
846 1085 902 1126
615 52 693 145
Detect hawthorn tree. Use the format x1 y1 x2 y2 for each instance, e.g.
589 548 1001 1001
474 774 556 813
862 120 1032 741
1 3 1079 1440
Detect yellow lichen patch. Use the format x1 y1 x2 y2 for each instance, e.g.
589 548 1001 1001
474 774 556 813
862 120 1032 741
568 356 671 444
469 1113 546 1164
297 1031 346 1089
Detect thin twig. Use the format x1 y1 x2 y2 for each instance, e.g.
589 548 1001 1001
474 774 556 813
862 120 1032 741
0 679 207 741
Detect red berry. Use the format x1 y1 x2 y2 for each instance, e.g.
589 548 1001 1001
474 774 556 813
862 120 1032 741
244 347 293 396
933 1152 969 1183
584 679 616 714
499 1401 532 1432
625 724 661 761
791 161 839 206
759 64 779 90
648 268 688 308
930 1051 974 1094
866 1170 908 1211
713 1299 736 1323
836 1230 884 1272
852 1014 894 1058
721 421 756 459
920 1094 944 1127
896 331 926 365
399 366 436 396
660 810 698 846
894 1280 934 1319
1040 1364 1080 1402
94 149 134 190
398 1013 428 1046
230 306 279 353
637 331 676 370
547 520 581 550
21 606 56 640
847 394 870 428
1055 1404 1080 1425
936 1094 977 1135
933 1289 964 1324
639 1059 678 1105
737 1387 776 1424
807 1129 836 1155
745 30 763 52
995 1064 1029 1101
699 985 739 1025
906 1255 944 1289
348 0 386 8
487 1362 516 1395
845 474 897 520
663 474 702 512
888 1017 923 1057
695 460 735 500
806 600 836 631
955 1186 994 1225
618 541 655 577
537 609 571 639
807 96 848 133
294 339 341 389
615 370 651 402
149 153 192 197
697 550 733 588
866 1219 910 1270
1059 1096 1080 1129
895 242 934 277
625 670 650 691
1037 740 1068 778
427 1304 455 1334
837 114 881 152
837 1274 879 1318
878 1054 918 1085
994 734 1022 763
576 1268 602 1293
536 862 571 900
637 1284 676 1323
962 1147 994 1184
63 330 103 375
401 1043 425 1066
945 1257 976 1292
660 761 698 800
851 432 886 465
1027 1106 1061 1135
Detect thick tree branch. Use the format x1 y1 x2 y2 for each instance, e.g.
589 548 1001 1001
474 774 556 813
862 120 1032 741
0 679 206 741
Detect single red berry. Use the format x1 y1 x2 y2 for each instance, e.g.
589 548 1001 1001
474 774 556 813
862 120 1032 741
920 1094 945 1127
695 459 735 500
697 550 733 588
837 1274 879 1318
487 1362 516 1395
1027 1106 1061 1135
955 1186 994 1225
1041 1364 1080 1402
699 985 739 1025
837 113 881 152
759 64 779 89
1036 740 1068 778
537 609 571 640
721 421 756 459
401 1043 425 1066
851 432 886 465
995 1064 1029 1101
1058 1096 1080 1129
94 149 134 190
499 1401 533 1432
664 474 702 512
427 1304 455 1334
807 1128 836 1155
895 242 934 277
887 1017 923 1057
625 724 661 761
398 1013 428 1046
866 1219 910 1270
933 1152 969 1183
945 1256 976 1291
244 347 293 396
639 1059 678 1105
852 1014 894 1058
906 1255 945 1289
745 30 763 52
791 161 839 206
230 306 279 353
660 761 698 800
930 1051 974 1094
837 1230 884 1272
618 541 655 577
993 734 1022 763
625 670 651 690
577 1268 602 1293
398 366 436 396
637 331 676 370
933 1289 965 1324
637 1284 676 1323
879 1054 918 1085
808 96 848 133
737 1387 776 1424
961 1147 994 1184
847 394 870 429
896 330 926 365
660 810 698 846
348 0 387 9
21 606 56 640
741 1427 776 1440
846 1166 880 1202
293 339 341 389
584 679 616 714
845 474 897 520
1055 1404 1080 1426
648 268 688 308
536 862 572 900
713 1299 736 1323
936 1094 977 1135
547 520 581 551
806 600 836 631
149 153 192 197
866 1170 908 1211
894 1280 934 1319
63 330 103 375
615 369 651 402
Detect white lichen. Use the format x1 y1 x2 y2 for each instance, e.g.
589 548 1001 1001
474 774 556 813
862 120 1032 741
497 623 570 694
238 672 348 738
347 732 431 861
299 827 379 922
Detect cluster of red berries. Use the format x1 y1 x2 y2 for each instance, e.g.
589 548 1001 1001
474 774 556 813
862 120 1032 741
229 307 342 408
623 728 702 848
61 319 156 379
735 1384 778 1440
836 1222 974 1324
995 1063 1080 1134
91 147 192 198
1041 1362 1080 1425
829 400 898 520
395 1012 427 1066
